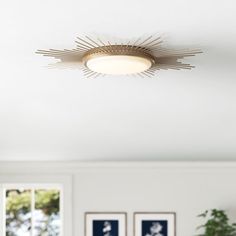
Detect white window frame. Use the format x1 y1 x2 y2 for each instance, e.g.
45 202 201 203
0 174 72 236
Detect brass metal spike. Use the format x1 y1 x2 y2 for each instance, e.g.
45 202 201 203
36 34 202 75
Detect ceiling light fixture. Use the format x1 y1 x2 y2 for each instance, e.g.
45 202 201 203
36 35 202 78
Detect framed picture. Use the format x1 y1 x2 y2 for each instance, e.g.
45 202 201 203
85 212 127 236
134 212 176 236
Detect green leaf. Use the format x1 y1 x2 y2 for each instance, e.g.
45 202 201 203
195 209 236 236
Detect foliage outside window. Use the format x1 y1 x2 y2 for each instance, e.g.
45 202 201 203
5 188 60 236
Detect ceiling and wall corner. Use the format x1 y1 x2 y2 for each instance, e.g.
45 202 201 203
0 0 236 161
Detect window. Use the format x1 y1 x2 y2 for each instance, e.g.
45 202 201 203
4 186 61 236
3 185 61 236
0 175 72 236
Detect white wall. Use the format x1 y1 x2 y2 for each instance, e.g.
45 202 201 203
1 162 236 236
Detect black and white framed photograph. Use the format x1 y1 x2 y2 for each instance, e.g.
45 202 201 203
134 212 176 236
85 212 127 236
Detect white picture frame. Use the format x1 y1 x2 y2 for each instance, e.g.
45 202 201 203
85 212 127 236
134 212 176 236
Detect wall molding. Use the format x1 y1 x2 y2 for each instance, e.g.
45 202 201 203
0 161 236 174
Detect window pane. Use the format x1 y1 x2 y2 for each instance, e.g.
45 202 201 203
6 189 31 236
34 189 60 236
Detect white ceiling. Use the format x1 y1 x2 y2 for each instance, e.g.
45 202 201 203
0 0 236 161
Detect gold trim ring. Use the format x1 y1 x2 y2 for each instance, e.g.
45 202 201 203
82 45 155 68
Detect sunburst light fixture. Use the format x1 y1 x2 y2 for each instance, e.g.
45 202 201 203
36 35 202 78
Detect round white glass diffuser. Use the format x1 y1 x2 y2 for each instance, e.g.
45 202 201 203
86 55 153 75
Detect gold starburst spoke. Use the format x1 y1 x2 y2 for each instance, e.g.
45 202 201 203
36 34 202 77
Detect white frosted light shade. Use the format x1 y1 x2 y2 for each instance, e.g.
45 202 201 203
86 55 152 75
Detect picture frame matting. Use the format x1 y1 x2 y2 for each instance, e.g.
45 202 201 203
134 212 176 236
85 212 127 236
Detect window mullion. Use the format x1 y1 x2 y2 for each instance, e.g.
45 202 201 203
31 188 35 236
0 187 4 236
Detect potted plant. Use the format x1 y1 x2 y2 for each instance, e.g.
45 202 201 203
197 209 236 236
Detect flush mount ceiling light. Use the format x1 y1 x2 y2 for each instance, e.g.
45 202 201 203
36 35 202 78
